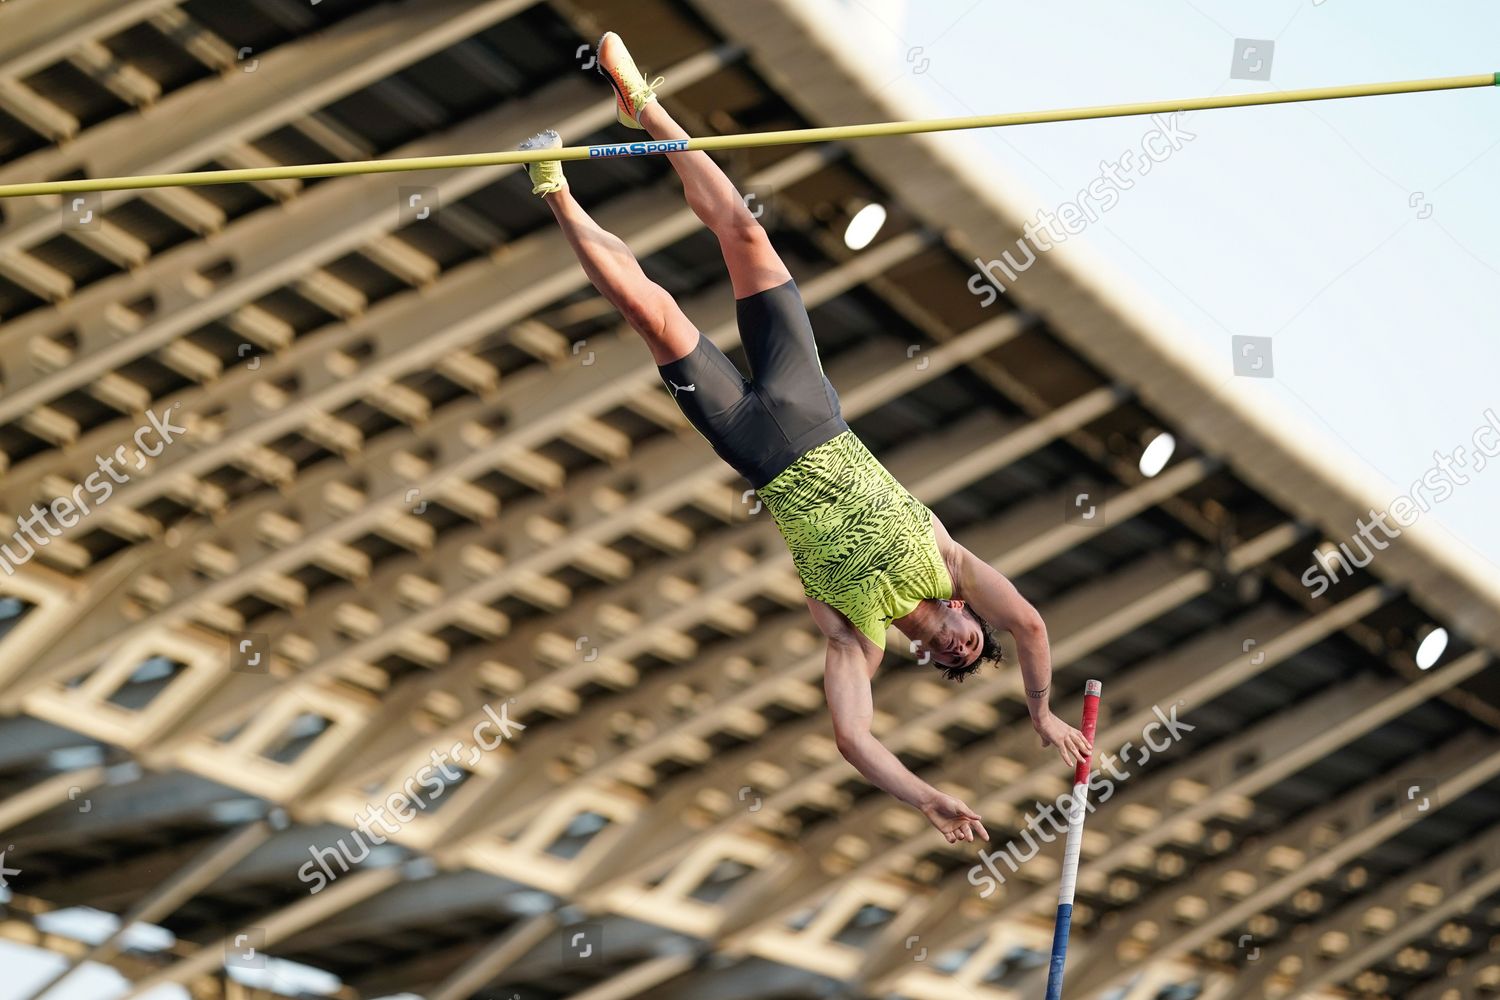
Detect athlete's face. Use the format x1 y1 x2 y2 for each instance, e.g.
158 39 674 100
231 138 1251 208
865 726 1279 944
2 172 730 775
925 600 983 670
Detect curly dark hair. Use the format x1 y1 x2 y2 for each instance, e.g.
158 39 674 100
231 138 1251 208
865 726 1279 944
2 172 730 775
938 605 1005 682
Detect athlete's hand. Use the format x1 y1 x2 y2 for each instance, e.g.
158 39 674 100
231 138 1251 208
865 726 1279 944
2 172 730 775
1036 713 1093 769
920 793 989 844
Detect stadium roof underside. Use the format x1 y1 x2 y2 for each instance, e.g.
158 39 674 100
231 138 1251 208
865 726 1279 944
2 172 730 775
0 1 1495 998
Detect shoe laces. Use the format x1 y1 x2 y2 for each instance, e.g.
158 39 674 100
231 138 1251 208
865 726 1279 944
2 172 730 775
633 74 666 104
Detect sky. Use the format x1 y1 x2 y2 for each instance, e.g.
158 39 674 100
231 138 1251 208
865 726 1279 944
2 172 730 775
6 2 1499 997
813 0 1500 572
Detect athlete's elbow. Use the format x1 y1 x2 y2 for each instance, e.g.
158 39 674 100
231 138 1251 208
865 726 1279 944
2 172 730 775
1009 606 1046 642
832 724 870 760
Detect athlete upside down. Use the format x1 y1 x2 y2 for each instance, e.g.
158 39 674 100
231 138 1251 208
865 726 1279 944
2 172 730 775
523 32 1092 844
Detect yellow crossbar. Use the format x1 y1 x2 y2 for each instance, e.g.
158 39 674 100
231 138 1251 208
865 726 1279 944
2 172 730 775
0 72 1493 199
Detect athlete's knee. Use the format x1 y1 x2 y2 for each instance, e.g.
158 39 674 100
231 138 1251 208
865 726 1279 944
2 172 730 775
616 286 670 339
719 222 789 291
716 211 770 247
616 283 696 363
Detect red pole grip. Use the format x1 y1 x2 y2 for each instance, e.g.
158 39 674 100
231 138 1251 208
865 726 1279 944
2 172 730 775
1073 679 1102 785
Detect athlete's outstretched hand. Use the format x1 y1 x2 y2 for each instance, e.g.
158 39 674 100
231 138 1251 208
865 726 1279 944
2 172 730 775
1036 713 1093 769
921 793 989 844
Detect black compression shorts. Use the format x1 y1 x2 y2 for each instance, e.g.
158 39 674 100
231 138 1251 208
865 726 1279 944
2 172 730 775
657 279 849 488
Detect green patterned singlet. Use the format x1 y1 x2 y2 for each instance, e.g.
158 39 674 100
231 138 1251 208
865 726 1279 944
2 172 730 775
757 431 953 648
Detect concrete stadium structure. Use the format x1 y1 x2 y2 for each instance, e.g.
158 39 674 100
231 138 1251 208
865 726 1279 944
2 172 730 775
0 1 1496 998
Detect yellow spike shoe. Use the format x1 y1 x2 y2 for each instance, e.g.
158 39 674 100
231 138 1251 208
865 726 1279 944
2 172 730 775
596 31 664 130
518 128 566 196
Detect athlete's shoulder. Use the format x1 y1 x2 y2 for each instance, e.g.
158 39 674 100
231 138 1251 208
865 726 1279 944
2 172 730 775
927 512 965 586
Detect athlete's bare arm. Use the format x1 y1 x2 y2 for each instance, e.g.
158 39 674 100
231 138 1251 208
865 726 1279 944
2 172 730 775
807 597 989 844
932 519 1093 768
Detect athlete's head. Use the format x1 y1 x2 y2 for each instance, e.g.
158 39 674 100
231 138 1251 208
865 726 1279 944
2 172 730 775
914 599 1004 682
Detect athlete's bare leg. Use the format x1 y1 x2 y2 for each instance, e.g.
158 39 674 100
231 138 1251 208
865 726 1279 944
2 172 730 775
542 185 698 365
636 101 792 299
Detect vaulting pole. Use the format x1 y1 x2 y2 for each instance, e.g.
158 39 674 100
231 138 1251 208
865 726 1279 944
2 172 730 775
0 73 1493 199
1045 679 1102 1000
